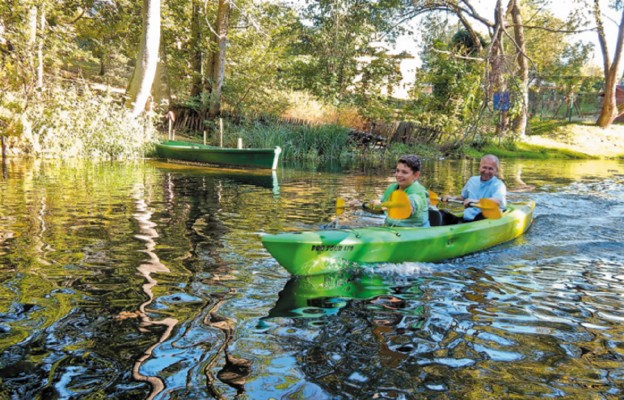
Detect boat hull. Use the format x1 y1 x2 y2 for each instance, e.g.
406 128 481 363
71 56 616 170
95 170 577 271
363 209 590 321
155 140 281 170
261 201 535 276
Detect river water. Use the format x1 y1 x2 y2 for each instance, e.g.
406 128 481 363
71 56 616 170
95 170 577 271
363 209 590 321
0 157 623 399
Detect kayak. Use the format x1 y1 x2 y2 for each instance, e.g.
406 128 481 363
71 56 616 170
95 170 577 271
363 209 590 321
155 140 282 170
265 273 392 319
261 201 535 276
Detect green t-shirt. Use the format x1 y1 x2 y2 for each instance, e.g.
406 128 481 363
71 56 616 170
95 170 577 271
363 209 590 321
381 182 430 227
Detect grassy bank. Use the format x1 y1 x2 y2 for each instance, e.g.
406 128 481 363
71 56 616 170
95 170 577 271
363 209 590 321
463 141 595 160
455 119 624 160
165 118 624 164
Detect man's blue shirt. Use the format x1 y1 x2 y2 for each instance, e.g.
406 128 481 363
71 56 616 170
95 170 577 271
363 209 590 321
461 176 506 221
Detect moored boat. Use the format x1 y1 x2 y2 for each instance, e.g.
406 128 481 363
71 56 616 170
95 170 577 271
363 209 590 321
155 140 282 170
261 201 535 276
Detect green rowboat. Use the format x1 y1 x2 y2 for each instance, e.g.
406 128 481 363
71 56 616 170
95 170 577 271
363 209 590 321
261 201 535 276
155 140 282 170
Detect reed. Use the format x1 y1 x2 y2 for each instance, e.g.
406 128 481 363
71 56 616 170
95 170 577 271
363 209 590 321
236 122 352 162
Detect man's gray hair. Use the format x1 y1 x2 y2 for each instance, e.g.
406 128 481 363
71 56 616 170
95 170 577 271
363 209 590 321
481 154 500 169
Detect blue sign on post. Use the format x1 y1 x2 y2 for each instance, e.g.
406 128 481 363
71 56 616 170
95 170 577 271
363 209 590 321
493 91 511 111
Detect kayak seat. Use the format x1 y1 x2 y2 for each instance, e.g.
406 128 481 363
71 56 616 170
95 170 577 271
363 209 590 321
428 209 443 227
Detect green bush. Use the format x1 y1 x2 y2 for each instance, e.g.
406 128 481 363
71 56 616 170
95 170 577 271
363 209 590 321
23 87 155 159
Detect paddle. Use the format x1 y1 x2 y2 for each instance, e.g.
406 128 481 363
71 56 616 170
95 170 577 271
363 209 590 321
335 190 412 220
428 190 502 220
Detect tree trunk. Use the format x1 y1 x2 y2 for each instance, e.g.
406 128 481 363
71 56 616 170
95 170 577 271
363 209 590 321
151 41 172 109
209 0 230 118
490 0 509 138
190 0 203 98
594 1 624 128
125 0 161 118
510 0 528 138
37 5 44 91
28 5 37 92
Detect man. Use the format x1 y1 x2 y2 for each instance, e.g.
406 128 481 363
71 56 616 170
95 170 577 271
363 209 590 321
442 154 506 222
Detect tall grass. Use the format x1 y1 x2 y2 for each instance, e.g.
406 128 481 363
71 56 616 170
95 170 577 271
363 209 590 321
206 119 443 165
236 122 352 162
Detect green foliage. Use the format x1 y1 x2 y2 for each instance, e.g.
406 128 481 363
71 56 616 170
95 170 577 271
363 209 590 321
235 121 352 162
451 29 487 55
411 24 486 142
23 87 155 159
527 119 575 135
73 0 140 85
279 0 411 118
519 3 569 78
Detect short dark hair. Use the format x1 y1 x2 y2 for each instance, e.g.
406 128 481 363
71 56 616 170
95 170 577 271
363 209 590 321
398 155 421 172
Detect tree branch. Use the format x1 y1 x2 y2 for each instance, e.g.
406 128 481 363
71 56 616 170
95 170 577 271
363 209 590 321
430 47 484 61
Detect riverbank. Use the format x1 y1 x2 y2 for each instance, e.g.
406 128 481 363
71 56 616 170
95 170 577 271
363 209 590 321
523 123 624 159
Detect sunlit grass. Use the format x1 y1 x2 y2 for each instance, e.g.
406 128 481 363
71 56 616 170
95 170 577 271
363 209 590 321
280 91 366 130
464 142 594 160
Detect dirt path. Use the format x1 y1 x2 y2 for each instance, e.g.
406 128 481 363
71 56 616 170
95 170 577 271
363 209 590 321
523 124 624 158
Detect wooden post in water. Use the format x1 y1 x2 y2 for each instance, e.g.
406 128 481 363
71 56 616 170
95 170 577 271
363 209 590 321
219 118 223 147
166 110 176 140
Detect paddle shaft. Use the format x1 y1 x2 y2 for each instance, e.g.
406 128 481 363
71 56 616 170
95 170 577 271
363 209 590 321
435 196 495 210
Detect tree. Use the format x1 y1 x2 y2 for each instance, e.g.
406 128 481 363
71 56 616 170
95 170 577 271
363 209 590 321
509 0 528 135
74 0 141 83
208 0 230 117
125 0 161 117
410 1 507 137
412 19 486 142
593 0 624 127
410 0 584 139
189 0 203 98
285 0 414 112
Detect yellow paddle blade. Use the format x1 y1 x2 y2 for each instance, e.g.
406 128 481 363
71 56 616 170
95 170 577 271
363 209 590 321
428 190 440 206
383 190 411 220
473 198 502 219
430 190 502 219
335 198 345 216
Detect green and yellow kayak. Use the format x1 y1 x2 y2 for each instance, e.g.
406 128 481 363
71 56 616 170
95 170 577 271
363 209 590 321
261 201 535 276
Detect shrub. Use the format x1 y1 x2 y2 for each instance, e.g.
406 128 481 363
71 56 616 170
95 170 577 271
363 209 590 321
21 86 156 159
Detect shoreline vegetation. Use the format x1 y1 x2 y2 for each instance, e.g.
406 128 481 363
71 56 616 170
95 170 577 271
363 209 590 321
3 117 623 164
158 118 624 163
2 89 622 163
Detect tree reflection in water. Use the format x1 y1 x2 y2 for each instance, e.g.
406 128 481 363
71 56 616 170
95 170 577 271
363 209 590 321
115 185 178 400
115 175 256 399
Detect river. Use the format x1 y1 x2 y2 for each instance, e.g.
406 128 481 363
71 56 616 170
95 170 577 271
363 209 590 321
0 157 622 399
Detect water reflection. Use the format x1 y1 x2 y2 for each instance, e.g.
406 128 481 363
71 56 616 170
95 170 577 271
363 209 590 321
125 184 176 400
143 167 256 398
0 158 623 399
265 272 393 320
264 271 428 398
152 161 279 193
